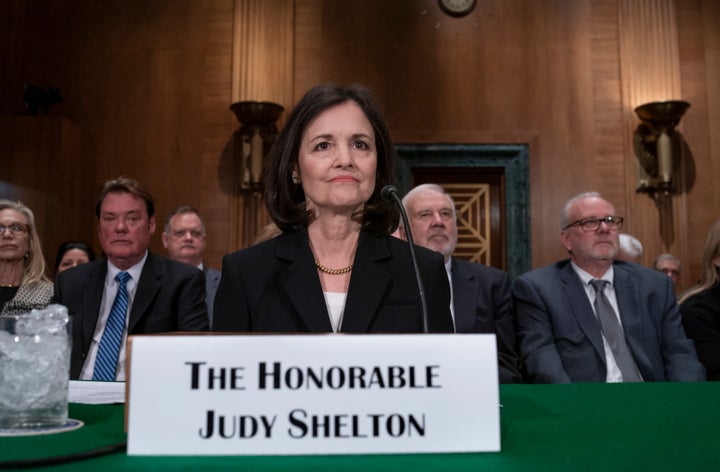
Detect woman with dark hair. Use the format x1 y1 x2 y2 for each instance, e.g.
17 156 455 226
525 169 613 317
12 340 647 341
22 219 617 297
55 241 96 275
679 219 720 380
0 200 53 317
214 83 453 333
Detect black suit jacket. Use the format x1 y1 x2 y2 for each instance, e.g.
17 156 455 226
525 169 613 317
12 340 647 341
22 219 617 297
204 266 221 328
680 284 720 380
452 258 521 383
54 252 209 379
213 228 454 333
513 259 705 383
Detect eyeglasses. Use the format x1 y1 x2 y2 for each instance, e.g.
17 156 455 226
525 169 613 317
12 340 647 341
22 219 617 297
0 223 29 236
563 216 624 232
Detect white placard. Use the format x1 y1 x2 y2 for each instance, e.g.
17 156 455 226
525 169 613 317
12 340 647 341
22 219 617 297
127 334 500 455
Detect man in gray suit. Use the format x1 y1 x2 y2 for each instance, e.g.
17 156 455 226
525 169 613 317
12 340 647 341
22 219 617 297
400 184 521 383
162 206 220 327
513 191 704 383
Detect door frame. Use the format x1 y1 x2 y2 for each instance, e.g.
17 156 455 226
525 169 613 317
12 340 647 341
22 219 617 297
395 143 530 281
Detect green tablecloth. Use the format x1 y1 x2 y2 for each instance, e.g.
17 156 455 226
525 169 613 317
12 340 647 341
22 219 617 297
1 382 718 470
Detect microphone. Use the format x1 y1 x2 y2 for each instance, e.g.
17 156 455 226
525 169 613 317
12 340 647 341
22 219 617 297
381 185 429 333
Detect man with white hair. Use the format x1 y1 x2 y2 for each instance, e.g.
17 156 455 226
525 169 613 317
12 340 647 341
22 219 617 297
399 183 521 383
616 233 643 263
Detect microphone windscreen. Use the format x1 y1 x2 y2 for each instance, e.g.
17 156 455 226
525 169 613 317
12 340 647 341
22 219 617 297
381 185 398 203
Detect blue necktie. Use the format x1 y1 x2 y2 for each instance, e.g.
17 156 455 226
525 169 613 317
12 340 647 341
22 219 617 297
93 271 131 381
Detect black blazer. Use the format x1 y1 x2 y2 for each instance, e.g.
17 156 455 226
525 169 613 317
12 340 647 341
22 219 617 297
54 252 209 379
680 284 720 380
204 266 221 328
513 259 705 383
452 258 522 383
213 228 454 333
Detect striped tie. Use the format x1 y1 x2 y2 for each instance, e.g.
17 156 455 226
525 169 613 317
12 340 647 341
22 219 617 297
93 271 131 381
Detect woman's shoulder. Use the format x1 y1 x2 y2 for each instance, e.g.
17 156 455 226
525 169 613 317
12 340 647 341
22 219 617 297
223 229 307 264
682 284 720 309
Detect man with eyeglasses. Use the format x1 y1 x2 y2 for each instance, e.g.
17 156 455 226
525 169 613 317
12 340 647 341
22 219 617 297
54 177 209 381
162 206 220 327
513 192 704 383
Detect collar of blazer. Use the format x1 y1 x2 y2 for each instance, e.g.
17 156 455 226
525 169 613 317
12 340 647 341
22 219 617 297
559 261 651 378
275 228 392 333
82 254 163 336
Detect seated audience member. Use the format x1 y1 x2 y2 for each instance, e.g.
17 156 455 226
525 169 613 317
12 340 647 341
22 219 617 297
654 253 681 287
399 183 521 383
213 83 453 334
54 177 209 381
616 233 643 263
55 241 95 276
161 206 220 327
513 192 704 383
679 220 720 380
0 200 53 316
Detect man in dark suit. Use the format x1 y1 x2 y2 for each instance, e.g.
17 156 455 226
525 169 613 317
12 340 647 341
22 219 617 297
513 191 704 383
162 206 221 327
55 178 209 380
399 184 521 383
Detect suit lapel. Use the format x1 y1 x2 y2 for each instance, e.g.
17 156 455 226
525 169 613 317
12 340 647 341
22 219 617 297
451 259 476 332
128 253 162 332
612 265 651 377
277 229 333 332
559 263 606 360
341 232 391 333
82 261 107 350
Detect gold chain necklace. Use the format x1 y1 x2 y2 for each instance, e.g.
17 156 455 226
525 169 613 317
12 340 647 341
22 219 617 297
315 261 353 275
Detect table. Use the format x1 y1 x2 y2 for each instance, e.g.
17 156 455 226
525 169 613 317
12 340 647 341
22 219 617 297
1 382 718 470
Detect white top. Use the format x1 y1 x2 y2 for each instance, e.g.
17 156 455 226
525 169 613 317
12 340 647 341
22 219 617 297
80 251 148 381
323 291 347 333
445 258 456 332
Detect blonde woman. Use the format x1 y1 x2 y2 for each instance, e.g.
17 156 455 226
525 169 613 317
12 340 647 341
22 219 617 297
679 219 720 380
0 200 53 316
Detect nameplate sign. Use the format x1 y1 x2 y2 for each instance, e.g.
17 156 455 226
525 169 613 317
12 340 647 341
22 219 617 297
127 334 500 455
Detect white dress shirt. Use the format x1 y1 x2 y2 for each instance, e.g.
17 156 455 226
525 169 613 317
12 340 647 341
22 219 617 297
80 251 148 381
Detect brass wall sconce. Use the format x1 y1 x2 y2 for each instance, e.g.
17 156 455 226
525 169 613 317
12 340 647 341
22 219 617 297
633 100 691 249
633 100 690 196
230 101 284 192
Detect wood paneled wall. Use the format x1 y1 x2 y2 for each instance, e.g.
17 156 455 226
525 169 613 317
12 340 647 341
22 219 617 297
1 0 719 292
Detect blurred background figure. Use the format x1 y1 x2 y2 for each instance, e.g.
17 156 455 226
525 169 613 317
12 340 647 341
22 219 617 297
654 253 681 287
55 241 96 276
162 206 220 327
679 220 720 380
616 233 643 263
0 200 53 316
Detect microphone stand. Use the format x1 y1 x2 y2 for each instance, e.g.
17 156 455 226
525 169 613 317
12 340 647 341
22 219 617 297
381 185 429 333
